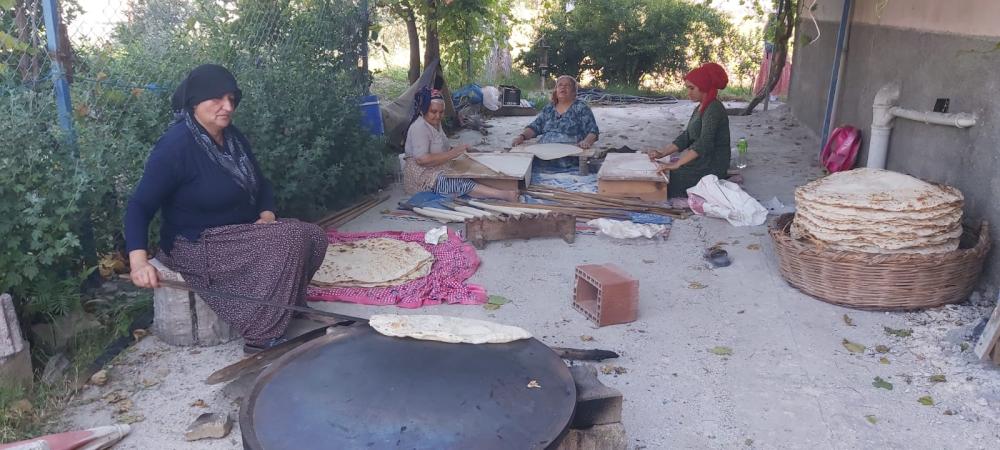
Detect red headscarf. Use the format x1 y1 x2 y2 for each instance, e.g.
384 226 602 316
684 63 729 114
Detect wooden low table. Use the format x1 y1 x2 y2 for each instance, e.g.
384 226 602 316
597 153 668 202
442 152 533 191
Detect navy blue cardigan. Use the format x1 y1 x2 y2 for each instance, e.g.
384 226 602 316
124 122 275 254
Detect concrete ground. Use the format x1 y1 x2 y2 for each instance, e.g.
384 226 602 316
60 103 1000 449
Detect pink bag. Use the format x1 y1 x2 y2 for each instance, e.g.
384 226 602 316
821 125 861 173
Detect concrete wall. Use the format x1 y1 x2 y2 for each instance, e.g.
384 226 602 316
788 2 1000 289
807 0 1000 37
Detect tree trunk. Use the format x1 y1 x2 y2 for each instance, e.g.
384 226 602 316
15 0 40 83
56 2 74 83
391 2 422 84
419 1 457 127
423 0 441 68
404 13 421 83
742 0 796 115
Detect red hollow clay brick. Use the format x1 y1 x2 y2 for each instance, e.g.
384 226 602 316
573 264 638 327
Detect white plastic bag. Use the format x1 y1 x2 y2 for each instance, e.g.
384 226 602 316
481 86 501 111
686 175 767 226
586 218 666 239
424 226 449 245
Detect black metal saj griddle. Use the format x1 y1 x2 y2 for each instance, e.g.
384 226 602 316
241 325 576 449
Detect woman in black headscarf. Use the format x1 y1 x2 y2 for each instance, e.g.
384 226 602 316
124 64 329 353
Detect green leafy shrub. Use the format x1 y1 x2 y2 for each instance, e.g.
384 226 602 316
0 0 388 308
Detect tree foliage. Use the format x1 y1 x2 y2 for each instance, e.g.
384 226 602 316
1 0 388 305
375 0 514 86
520 0 733 87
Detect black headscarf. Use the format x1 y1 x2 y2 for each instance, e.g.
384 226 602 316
171 64 243 111
171 64 258 204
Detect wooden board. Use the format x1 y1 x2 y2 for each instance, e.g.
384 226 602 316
598 179 668 202
465 214 576 249
442 153 532 181
974 302 1000 364
477 178 521 191
598 152 669 183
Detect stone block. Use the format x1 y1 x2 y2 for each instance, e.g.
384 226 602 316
0 346 33 391
185 412 234 441
556 423 627 450
570 365 623 427
1 293 32 390
149 259 237 347
30 309 101 352
573 264 638 327
1 293 25 358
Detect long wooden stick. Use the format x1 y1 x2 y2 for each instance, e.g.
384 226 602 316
124 275 622 384
120 275 354 322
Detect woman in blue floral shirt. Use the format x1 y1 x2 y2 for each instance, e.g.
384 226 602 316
511 75 599 149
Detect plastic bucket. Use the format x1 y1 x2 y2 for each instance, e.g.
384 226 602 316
359 94 384 136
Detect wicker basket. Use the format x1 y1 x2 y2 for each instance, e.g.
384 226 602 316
770 213 991 311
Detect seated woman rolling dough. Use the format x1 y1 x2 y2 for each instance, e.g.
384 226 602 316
124 64 329 354
403 89 518 201
511 75 599 149
647 63 731 198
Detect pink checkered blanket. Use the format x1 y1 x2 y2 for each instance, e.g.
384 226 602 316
306 229 487 308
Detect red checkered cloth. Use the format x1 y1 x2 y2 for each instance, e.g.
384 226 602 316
307 229 487 308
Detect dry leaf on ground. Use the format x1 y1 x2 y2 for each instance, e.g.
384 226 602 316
842 339 865 353
709 346 733 356
872 377 893 390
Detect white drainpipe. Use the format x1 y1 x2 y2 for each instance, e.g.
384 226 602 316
867 83 978 169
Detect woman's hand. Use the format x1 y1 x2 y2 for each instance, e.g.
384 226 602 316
647 149 667 160
256 210 277 224
577 140 592 150
512 135 526 147
128 250 160 289
656 161 680 174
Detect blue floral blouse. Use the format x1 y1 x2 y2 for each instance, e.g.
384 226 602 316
526 100 600 144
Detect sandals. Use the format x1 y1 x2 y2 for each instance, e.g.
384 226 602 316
243 337 288 355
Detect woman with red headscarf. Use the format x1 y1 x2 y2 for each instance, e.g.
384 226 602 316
648 63 731 198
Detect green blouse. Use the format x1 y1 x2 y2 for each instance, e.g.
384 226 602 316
672 99 731 179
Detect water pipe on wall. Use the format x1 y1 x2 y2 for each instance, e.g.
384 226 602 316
867 83 978 169
819 0 855 153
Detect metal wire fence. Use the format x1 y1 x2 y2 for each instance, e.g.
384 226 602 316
0 0 387 296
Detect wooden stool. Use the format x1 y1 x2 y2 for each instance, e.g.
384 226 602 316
149 259 238 346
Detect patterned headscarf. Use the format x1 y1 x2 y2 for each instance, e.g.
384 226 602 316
415 86 445 117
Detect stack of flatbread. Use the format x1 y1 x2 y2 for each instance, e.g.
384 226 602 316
312 238 434 288
791 168 964 254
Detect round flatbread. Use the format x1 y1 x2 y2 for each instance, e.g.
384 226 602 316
796 168 963 212
313 238 434 287
369 314 532 344
514 143 583 160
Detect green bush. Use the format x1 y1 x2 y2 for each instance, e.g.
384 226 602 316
0 0 388 305
520 0 734 87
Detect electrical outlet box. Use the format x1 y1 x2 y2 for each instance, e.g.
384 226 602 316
934 98 950 113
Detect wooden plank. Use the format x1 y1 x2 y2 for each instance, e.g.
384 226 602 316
476 178 521 192
598 179 668 202
465 214 576 249
974 302 1000 363
598 152 668 182
442 153 532 180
